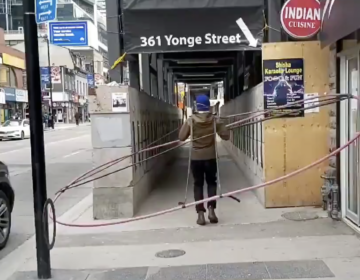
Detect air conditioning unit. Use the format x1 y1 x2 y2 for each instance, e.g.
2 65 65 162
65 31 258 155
18 26 23 32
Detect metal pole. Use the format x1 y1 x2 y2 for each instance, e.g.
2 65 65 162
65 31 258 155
5 0 9 31
118 1 124 83
46 37 54 128
23 1 52 279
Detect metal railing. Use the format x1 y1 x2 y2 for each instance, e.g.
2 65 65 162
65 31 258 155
5 29 47 35
11 0 23 5
58 0 107 27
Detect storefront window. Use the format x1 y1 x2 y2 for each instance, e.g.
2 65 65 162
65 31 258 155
346 56 360 220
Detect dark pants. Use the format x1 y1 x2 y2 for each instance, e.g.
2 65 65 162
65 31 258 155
76 119 79 125
48 119 53 129
191 159 217 213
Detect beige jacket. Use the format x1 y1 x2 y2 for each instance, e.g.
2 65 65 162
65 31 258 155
179 113 230 160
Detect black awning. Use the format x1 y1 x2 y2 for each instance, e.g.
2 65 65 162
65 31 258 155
320 0 360 47
122 0 264 53
122 0 264 10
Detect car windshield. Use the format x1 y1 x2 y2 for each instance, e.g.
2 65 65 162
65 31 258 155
2 120 21 127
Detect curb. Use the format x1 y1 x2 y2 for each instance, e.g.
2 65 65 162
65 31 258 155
0 192 93 279
44 124 91 132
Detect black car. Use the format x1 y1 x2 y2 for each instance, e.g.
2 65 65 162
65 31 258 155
0 161 14 250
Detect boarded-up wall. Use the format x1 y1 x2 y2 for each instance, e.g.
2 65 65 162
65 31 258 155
263 41 330 208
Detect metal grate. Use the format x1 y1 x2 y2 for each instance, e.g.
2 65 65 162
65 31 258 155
155 249 186 259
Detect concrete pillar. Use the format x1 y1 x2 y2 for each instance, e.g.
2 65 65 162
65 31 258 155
224 77 230 102
157 57 164 100
167 71 173 104
129 55 140 91
210 85 215 99
233 55 239 97
163 62 169 103
89 85 134 219
141 54 151 95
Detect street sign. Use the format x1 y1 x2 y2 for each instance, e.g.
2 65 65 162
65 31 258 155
87 74 95 88
40 67 50 85
280 0 321 39
35 0 57 24
49 21 88 46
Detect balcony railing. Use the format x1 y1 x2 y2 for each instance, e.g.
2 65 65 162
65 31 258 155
11 0 23 5
5 29 47 35
98 35 107 45
58 0 106 27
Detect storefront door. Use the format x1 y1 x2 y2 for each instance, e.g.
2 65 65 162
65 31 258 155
344 55 360 225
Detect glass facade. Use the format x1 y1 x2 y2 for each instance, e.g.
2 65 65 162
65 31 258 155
341 50 360 227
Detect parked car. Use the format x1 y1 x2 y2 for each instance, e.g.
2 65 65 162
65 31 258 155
0 161 14 250
0 119 30 140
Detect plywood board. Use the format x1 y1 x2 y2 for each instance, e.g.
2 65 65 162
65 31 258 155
262 42 330 208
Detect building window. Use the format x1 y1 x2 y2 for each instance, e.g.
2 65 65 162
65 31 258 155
0 66 18 87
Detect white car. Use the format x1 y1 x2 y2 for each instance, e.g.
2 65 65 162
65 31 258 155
0 119 30 140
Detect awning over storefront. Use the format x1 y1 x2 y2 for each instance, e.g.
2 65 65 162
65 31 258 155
320 0 360 47
122 0 264 53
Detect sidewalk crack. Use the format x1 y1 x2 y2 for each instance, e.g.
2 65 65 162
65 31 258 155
145 266 161 279
264 262 272 279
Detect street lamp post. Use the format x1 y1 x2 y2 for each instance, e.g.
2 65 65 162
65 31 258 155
23 0 52 278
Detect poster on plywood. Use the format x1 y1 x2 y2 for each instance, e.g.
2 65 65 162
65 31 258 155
112 92 128 112
263 58 304 117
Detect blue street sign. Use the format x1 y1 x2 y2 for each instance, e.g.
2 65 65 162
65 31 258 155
87 74 94 88
35 0 57 24
49 21 88 46
40 67 50 85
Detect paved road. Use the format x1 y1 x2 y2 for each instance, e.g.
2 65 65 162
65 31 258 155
0 125 92 260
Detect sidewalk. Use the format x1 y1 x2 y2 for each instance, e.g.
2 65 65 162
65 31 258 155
2 141 360 279
44 122 90 132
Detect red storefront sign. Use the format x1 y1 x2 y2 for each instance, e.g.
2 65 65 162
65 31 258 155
280 0 321 39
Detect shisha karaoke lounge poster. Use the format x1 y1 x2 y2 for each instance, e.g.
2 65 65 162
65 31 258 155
263 58 304 117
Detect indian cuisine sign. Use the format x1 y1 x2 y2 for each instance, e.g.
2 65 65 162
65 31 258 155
280 0 321 39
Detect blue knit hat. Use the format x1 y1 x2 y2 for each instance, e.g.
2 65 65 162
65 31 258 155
196 94 210 112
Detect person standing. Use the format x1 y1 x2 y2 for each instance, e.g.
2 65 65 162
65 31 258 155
48 112 54 129
178 94 230 226
75 111 80 126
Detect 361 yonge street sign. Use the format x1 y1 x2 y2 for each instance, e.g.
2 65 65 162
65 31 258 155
122 0 264 53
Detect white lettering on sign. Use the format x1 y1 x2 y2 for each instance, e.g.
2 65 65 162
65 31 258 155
204 33 242 44
283 7 320 21
139 34 243 48
284 7 320 30
264 75 303 82
288 21 317 28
